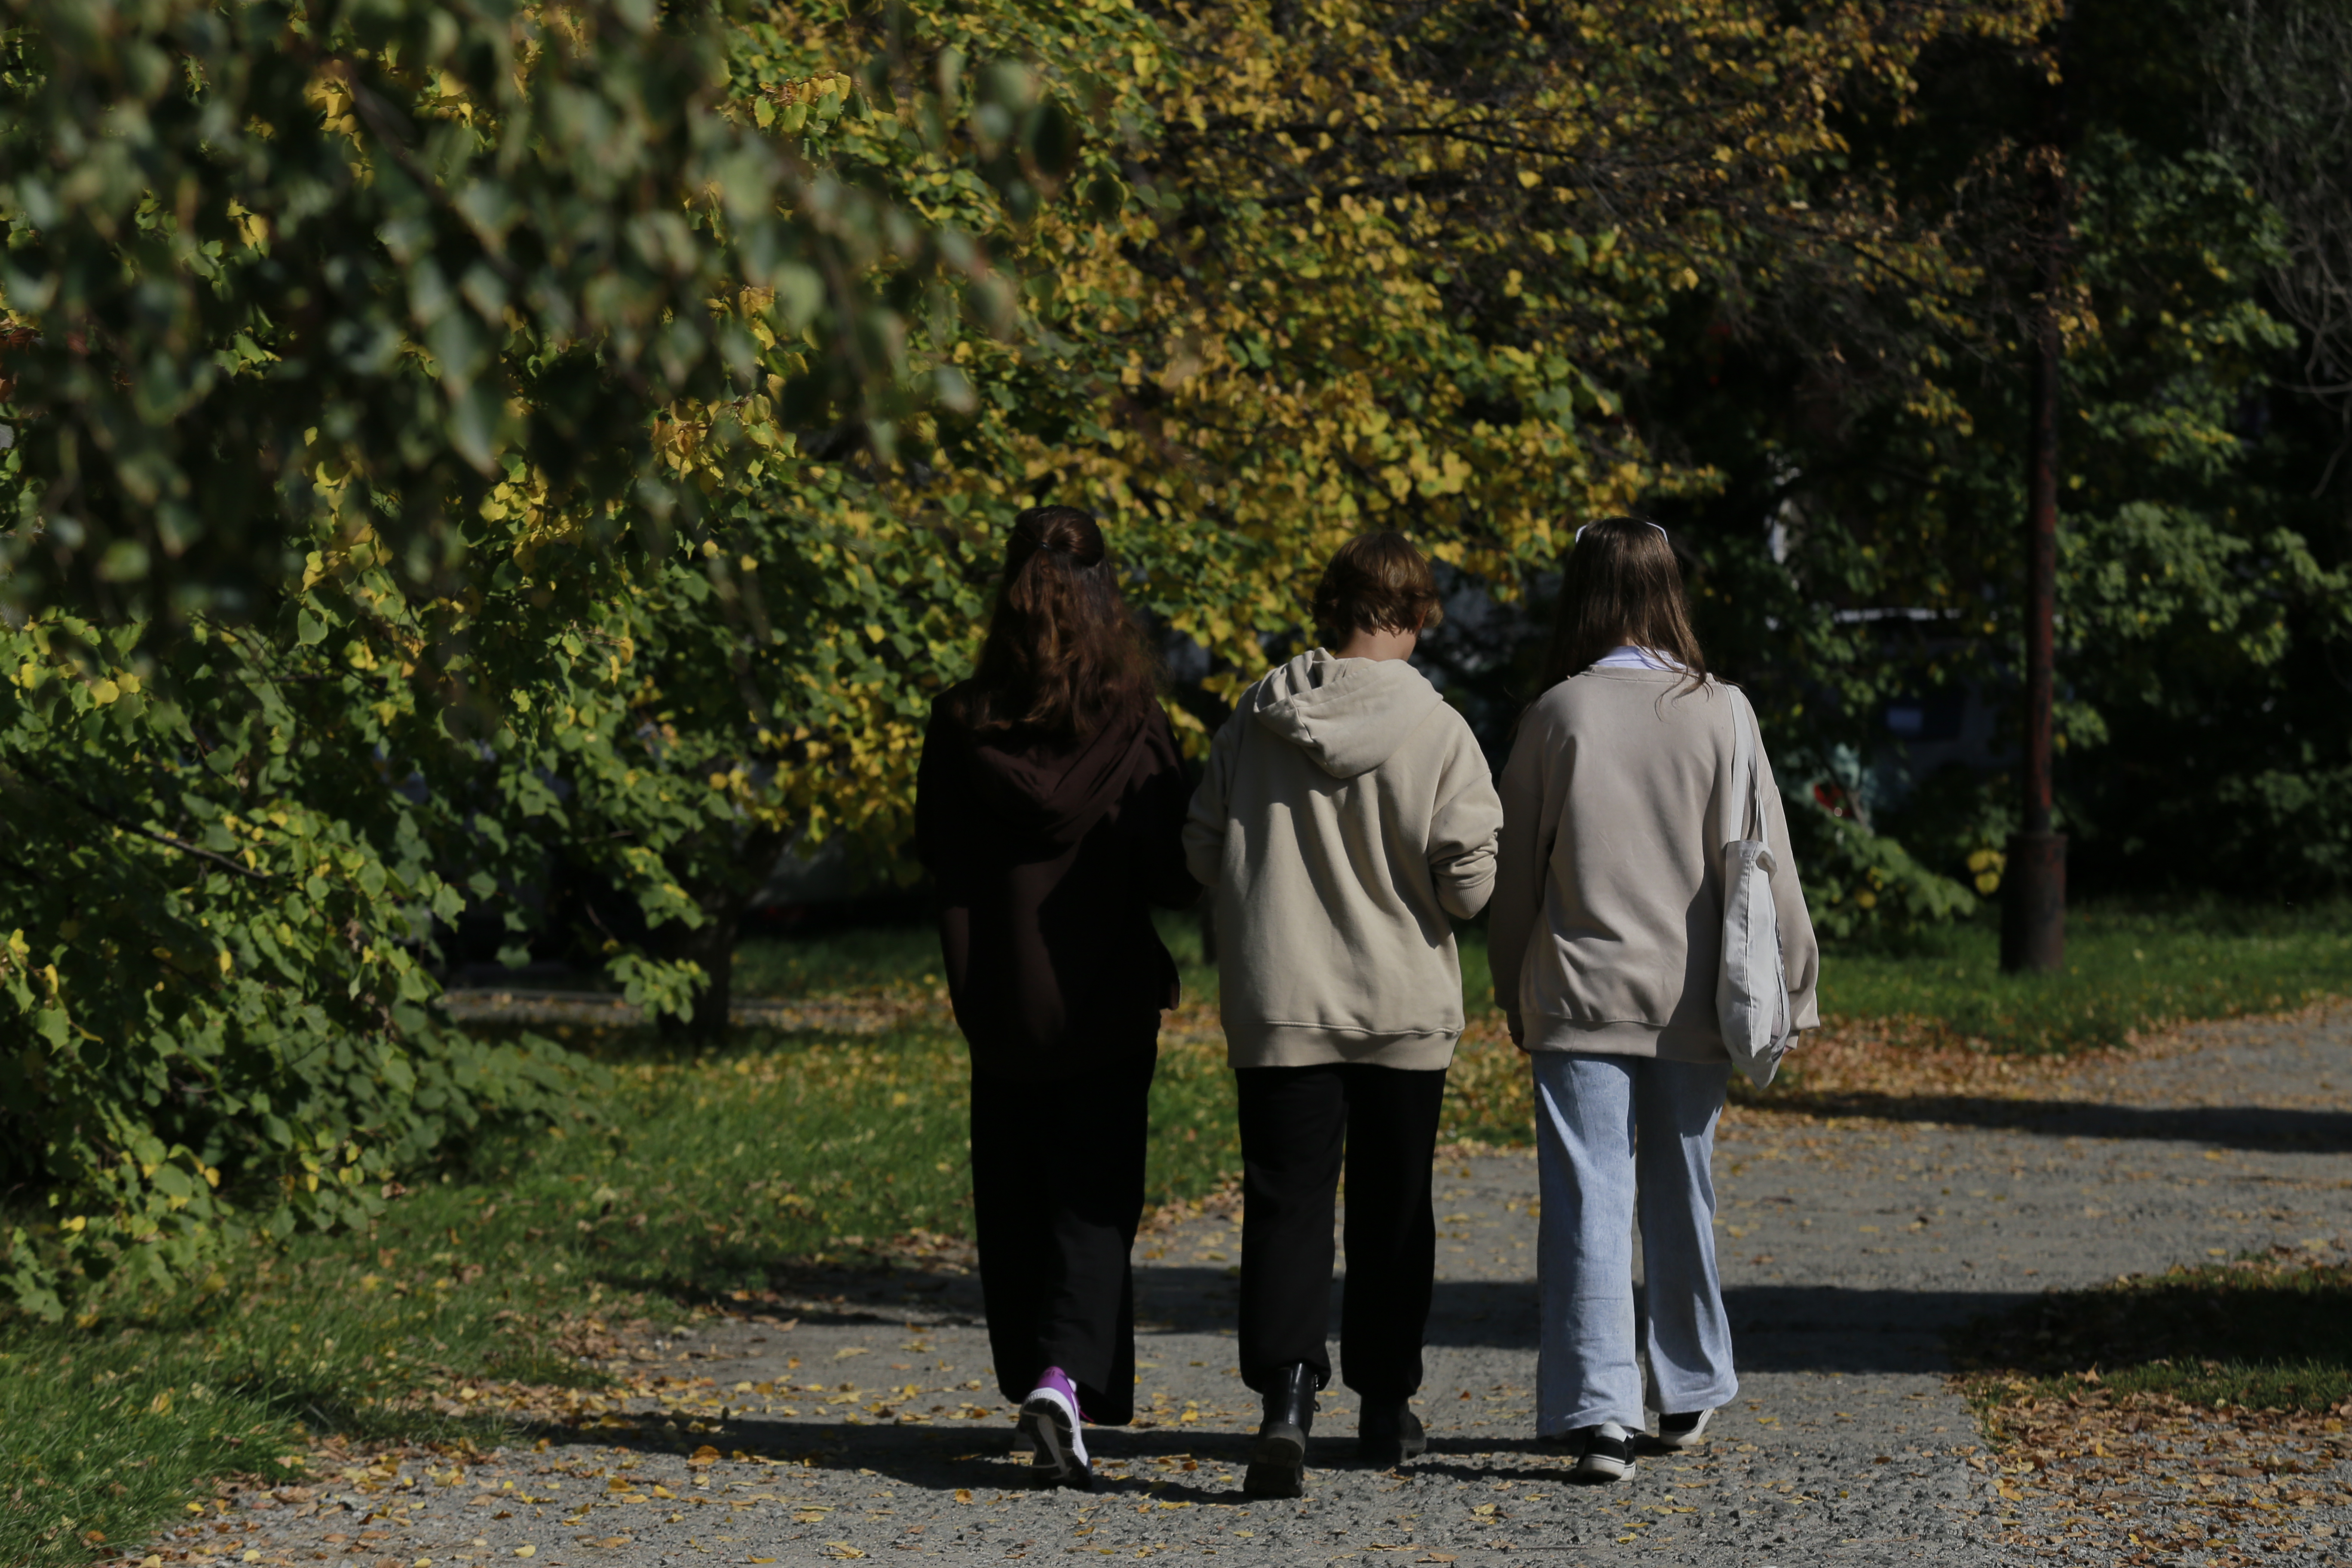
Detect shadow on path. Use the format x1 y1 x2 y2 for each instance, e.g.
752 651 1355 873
514 1413 1314 1501
665 1259 2038 1372
1741 1092 2352 1152
1132 1266 2030 1369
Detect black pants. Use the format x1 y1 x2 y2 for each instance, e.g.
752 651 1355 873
1234 1062 1447 1400
969 1049 1155 1425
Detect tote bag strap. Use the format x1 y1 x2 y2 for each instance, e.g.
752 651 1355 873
1727 683 1767 848
1747 688 1773 853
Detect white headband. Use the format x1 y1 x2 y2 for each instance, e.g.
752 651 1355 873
1574 521 1669 543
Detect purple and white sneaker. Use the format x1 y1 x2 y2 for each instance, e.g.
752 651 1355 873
1016 1367 1092 1489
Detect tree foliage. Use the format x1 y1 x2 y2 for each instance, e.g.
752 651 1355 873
0 610 585 1320
676 0 2064 897
0 0 1008 618
0 0 1054 1314
1657 0 2352 906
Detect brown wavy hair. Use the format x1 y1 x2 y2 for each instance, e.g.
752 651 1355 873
1536 517 1709 696
1311 531 1445 649
954 505 1158 738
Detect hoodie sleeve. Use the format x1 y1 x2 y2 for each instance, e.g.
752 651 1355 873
1488 701 1562 1038
1132 707 1204 910
1751 707 1822 1031
1426 714 1503 920
1182 706 1246 890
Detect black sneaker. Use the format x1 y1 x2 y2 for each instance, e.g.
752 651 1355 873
1569 1420 1637 1483
1356 1399 1427 1466
1651 1409 1712 1450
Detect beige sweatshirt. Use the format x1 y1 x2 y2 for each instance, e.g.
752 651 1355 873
1489 669 1820 1061
1183 650 1504 1070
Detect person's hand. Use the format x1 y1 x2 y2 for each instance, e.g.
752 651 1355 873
1505 1013 1524 1047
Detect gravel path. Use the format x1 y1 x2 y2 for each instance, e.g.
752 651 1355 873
173 1010 2352 1568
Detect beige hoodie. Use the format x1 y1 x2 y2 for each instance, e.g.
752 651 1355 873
1183 650 1504 1070
1489 668 1821 1061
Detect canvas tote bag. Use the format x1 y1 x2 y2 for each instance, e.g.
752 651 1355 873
1717 686 1794 1089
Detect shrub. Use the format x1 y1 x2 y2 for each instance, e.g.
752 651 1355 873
0 614 599 1321
1785 797 1980 942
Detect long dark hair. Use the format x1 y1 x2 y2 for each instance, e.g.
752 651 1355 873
1535 517 1709 696
953 505 1158 738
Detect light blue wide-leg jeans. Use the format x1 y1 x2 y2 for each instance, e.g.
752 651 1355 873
1534 1051 1737 1434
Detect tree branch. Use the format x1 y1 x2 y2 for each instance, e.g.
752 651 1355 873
12 766 278 883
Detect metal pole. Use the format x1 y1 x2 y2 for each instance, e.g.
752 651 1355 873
2002 212 2068 974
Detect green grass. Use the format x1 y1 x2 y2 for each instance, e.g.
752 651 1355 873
729 923 952 998
0 1220 597 1565
1952 1256 2352 1412
1810 899 2352 1054
731 909 1222 1001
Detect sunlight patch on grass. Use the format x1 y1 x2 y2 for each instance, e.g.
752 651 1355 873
1816 902 2352 1054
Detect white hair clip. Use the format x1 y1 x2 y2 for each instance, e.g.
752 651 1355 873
1574 520 1669 543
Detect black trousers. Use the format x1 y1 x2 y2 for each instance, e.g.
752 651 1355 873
969 1048 1155 1426
1234 1062 1448 1399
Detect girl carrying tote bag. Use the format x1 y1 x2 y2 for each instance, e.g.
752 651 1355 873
1718 683 1795 1090
1488 517 1819 1485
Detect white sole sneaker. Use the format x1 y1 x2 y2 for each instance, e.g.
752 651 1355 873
1651 1408 1713 1450
1017 1385 1091 1489
1571 1421 1637 1483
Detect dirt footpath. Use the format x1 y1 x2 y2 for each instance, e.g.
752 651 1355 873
168 1010 2352 1568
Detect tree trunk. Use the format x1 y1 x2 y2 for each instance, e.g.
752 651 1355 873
658 828 788 1044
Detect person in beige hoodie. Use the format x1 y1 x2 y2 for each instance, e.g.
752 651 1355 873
1488 517 1819 1485
1184 532 1503 1497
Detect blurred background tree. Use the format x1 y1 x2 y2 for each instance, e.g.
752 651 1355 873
1637 0 2350 922
0 0 1050 1311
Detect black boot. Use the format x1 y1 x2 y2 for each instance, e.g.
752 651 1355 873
1243 1363 1318 1498
1356 1397 1427 1465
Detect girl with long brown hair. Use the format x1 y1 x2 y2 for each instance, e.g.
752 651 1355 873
915 505 1196 1490
1489 518 1819 1483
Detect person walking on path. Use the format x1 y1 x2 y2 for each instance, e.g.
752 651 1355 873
1488 517 1820 1485
1183 532 1504 1498
915 505 1198 1491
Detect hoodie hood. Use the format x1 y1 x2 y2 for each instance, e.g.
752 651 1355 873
955 696 1155 848
1250 650 1447 779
